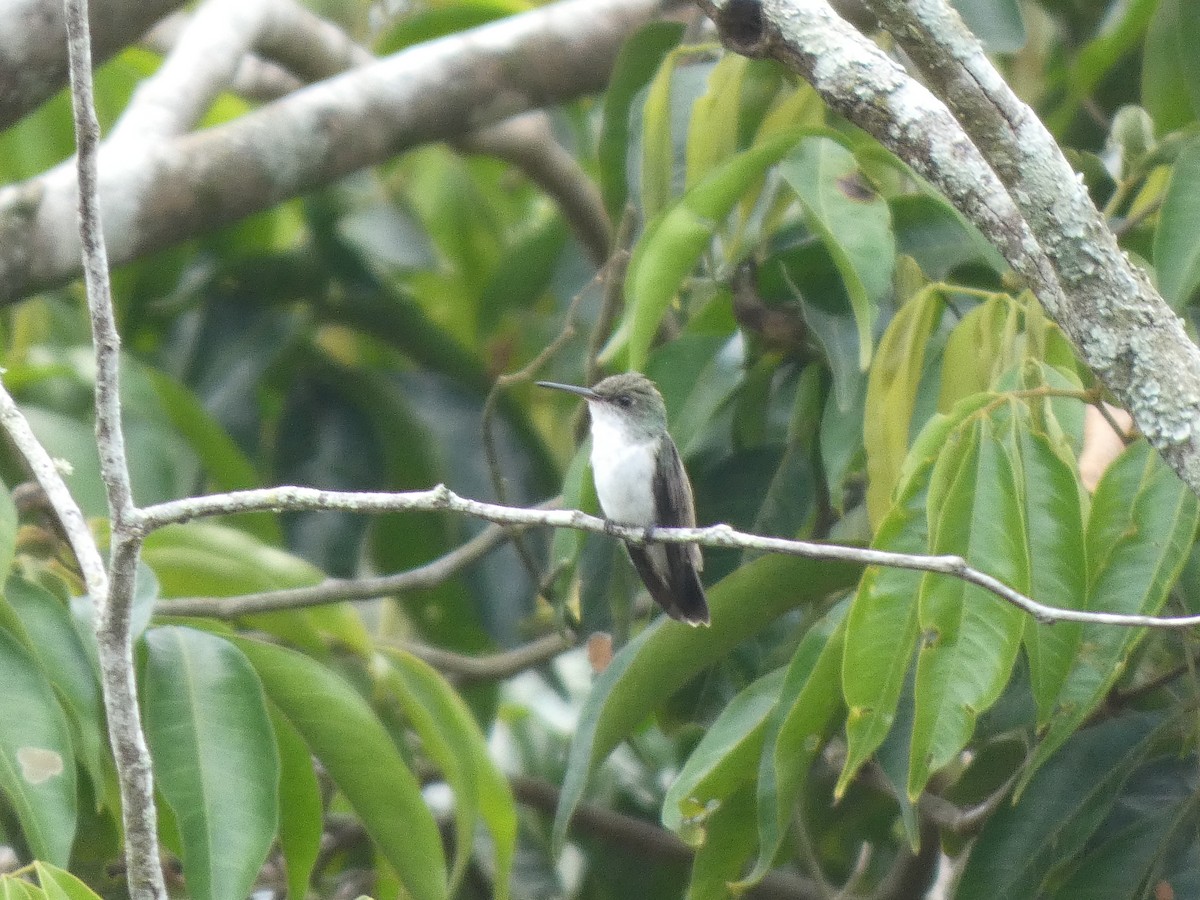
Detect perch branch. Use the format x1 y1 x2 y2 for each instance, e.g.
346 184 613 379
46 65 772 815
139 485 1200 630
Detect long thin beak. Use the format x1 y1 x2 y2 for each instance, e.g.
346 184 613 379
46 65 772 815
535 381 599 400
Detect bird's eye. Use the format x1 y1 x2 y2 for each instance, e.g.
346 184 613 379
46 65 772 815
616 394 633 408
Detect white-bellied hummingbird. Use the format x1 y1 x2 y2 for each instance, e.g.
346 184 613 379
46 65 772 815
536 373 710 626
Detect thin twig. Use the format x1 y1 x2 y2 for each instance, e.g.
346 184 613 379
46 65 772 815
156 498 561 617
388 631 577 683
137 483 1200 630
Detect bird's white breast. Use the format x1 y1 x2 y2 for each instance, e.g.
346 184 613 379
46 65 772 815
588 403 657 526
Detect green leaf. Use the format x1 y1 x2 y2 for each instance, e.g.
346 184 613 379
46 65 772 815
230 637 448 900
1154 138 1200 310
863 285 944 526
957 712 1169 899
685 785 758 900
4 578 107 804
662 667 786 837
738 607 847 889
0 482 16 583
909 411 1028 797
269 706 321 900
0 878 44 900
890 194 1006 280
621 128 802 370
1142 0 1200 132
1022 441 1200 788
146 522 371 657
685 54 750 189
552 552 861 852
378 649 517 900
1013 421 1088 725
937 296 1018 411
33 862 105 900
780 136 896 370
598 22 686 218
143 627 279 900
0 627 76 865
641 47 685 222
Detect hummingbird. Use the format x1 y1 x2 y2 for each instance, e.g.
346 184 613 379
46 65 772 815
536 372 710 626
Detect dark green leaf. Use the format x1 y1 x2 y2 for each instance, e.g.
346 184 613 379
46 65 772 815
1154 138 1200 309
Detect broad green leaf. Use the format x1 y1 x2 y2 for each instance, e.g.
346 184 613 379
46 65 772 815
958 712 1169 899
0 627 76 865
685 785 758 900
685 54 750 189
641 47 684 221
1022 441 1200 788
143 627 278 900
937 296 1017 411
952 0 1025 53
146 522 371 657
780 136 896 370
5 578 107 802
864 285 944 526
552 552 861 852
1154 138 1200 309
231 637 447 900
738 608 847 889
270 706 321 900
0 878 43 900
33 862 104 900
909 412 1028 797
1013 421 1088 724
379 649 517 900
598 22 686 217
621 128 802 370
1142 0 1200 132
662 667 786 836
1046 753 1199 899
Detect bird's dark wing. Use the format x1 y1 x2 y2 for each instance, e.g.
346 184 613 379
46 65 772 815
649 435 708 625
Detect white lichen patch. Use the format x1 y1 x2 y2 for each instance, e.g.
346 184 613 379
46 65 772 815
17 747 63 784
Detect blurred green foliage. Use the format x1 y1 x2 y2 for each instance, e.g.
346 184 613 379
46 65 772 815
1 0 1200 897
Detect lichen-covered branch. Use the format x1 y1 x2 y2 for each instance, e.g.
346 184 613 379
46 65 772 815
860 0 1200 492
696 0 1200 497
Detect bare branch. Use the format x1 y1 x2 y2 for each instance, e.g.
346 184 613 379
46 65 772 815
0 385 107 605
63 0 164 893
0 0 186 130
0 0 676 305
393 632 577 683
138 484 1200 630
156 499 561 617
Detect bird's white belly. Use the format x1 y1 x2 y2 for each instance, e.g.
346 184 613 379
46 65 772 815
590 417 657 526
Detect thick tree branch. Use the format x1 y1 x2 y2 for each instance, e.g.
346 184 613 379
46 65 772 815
0 0 675 305
138 484 1200 630
0 0 186 130
63 0 164 895
696 0 1200 498
859 0 1200 496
